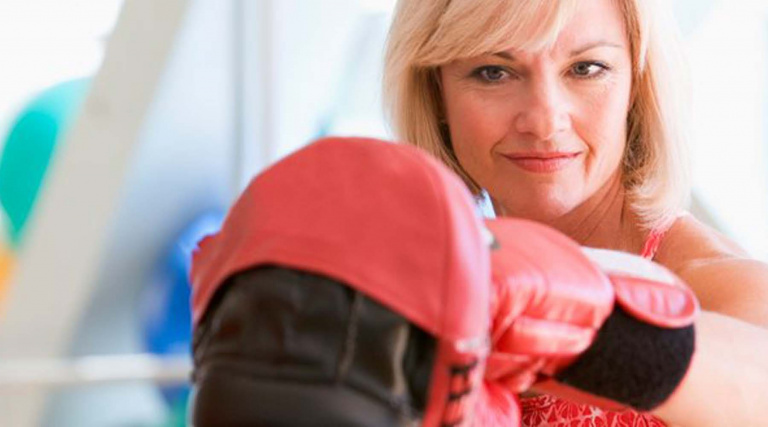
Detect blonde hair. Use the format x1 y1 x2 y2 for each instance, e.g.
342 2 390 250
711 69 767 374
383 0 690 231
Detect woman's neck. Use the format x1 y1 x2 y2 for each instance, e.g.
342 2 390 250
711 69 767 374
494 174 647 254
557 178 642 252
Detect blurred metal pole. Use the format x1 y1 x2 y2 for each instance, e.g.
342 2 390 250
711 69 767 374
235 0 276 192
232 0 245 199
0 354 192 390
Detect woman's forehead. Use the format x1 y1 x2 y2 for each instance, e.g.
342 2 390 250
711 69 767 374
548 0 628 52
437 0 627 59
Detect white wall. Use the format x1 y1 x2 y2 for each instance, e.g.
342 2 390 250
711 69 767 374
0 1 122 139
238 0 394 189
676 0 768 260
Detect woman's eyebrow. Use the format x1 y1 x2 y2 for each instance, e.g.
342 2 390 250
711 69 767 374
570 40 624 56
491 51 515 61
489 40 624 61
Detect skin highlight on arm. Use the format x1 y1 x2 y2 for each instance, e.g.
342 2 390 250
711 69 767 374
655 214 768 328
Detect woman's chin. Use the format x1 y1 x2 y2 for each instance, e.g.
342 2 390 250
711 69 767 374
492 199 576 225
488 182 583 222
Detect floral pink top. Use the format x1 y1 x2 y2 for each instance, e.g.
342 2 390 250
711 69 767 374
520 225 673 427
520 394 666 427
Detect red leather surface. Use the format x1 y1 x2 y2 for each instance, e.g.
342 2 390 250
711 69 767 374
191 137 489 342
582 248 699 329
484 218 615 389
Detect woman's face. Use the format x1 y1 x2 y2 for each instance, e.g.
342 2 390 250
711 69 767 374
440 0 633 222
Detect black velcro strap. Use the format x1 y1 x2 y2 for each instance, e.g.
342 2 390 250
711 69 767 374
555 304 695 411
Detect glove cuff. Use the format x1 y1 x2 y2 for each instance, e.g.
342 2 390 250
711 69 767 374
552 304 695 411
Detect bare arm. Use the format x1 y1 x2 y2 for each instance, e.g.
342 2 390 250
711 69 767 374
677 257 768 327
653 310 768 427
651 220 768 426
657 215 768 327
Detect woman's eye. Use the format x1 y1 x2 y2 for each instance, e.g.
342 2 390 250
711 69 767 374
473 66 511 83
570 62 608 78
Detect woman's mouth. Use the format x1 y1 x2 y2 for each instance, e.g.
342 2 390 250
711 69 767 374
500 152 582 173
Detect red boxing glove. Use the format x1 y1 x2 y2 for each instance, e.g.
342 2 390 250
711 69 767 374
535 248 699 411
482 218 616 392
191 137 521 426
581 248 698 329
486 217 699 411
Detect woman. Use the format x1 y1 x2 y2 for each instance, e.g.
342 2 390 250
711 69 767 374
383 0 768 425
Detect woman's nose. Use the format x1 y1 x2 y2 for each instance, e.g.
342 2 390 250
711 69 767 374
514 77 571 141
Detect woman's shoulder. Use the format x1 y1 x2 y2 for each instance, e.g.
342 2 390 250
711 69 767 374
655 213 768 326
655 213 746 266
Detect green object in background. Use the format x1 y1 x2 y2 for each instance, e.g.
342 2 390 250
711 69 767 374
0 78 90 248
163 392 190 427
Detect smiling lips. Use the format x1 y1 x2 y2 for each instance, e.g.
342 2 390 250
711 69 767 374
501 152 582 173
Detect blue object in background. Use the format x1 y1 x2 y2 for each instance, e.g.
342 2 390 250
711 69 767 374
139 211 225 423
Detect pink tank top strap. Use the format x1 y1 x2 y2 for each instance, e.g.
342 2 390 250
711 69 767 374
639 212 687 260
640 230 665 260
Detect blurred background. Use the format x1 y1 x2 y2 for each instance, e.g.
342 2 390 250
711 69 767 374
0 0 765 425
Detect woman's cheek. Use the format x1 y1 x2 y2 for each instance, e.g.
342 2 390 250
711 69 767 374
451 95 504 156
